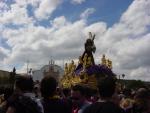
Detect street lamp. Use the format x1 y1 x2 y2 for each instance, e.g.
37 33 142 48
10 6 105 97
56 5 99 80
122 74 125 79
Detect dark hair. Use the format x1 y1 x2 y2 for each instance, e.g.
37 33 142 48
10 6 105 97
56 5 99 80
72 85 85 96
15 76 34 92
4 87 14 100
63 88 71 97
135 88 149 99
8 94 42 113
98 77 116 98
123 88 132 97
40 76 57 98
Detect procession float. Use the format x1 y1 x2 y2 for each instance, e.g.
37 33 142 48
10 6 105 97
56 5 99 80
60 32 116 89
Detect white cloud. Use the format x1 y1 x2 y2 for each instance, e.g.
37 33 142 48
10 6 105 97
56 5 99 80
95 0 150 81
80 8 95 19
83 22 107 37
35 0 62 20
0 46 11 71
0 2 9 13
14 0 40 7
0 18 103 73
129 66 150 81
0 47 10 61
0 3 33 25
50 16 69 29
120 0 150 36
71 0 86 4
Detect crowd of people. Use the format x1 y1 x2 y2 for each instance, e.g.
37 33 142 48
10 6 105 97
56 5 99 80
0 75 150 113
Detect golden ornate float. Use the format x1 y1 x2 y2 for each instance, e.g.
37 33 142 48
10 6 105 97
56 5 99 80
60 32 115 89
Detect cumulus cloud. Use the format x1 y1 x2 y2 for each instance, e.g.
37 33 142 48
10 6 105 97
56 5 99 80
130 66 150 81
1 15 107 72
80 8 95 19
83 22 107 36
0 2 9 13
35 0 62 20
50 16 69 29
120 0 150 36
71 0 86 4
0 3 33 25
95 0 150 81
0 47 9 61
14 0 40 7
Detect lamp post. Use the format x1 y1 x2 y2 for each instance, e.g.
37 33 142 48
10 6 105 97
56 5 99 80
27 60 29 74
118 75 120 81
121 74 125 89
122 74 125 79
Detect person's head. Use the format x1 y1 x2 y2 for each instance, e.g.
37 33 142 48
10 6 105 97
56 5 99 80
71 85 86 106
40 76 58 98
135 88 148 99
4 87 14 100
123 88 132 98
14 75 34 93
98 77 116 99
63 88 71 98
134 88 150 112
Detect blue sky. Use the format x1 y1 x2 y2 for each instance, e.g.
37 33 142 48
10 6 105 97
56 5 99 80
0 0 150 81
51 0 133 26
25 0 133 27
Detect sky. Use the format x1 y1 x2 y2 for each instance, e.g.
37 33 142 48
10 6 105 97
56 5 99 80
0 0 150 81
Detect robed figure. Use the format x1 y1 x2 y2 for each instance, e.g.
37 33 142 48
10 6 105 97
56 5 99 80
82 32 96 65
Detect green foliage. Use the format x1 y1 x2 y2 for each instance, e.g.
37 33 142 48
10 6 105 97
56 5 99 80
9 72 16 84
0 75 9 84
126 80 145 89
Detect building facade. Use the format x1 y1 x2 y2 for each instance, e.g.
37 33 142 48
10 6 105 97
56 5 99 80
32 63 64 82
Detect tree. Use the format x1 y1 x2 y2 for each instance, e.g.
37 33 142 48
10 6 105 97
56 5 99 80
126 80 145 89
9 67 16 84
